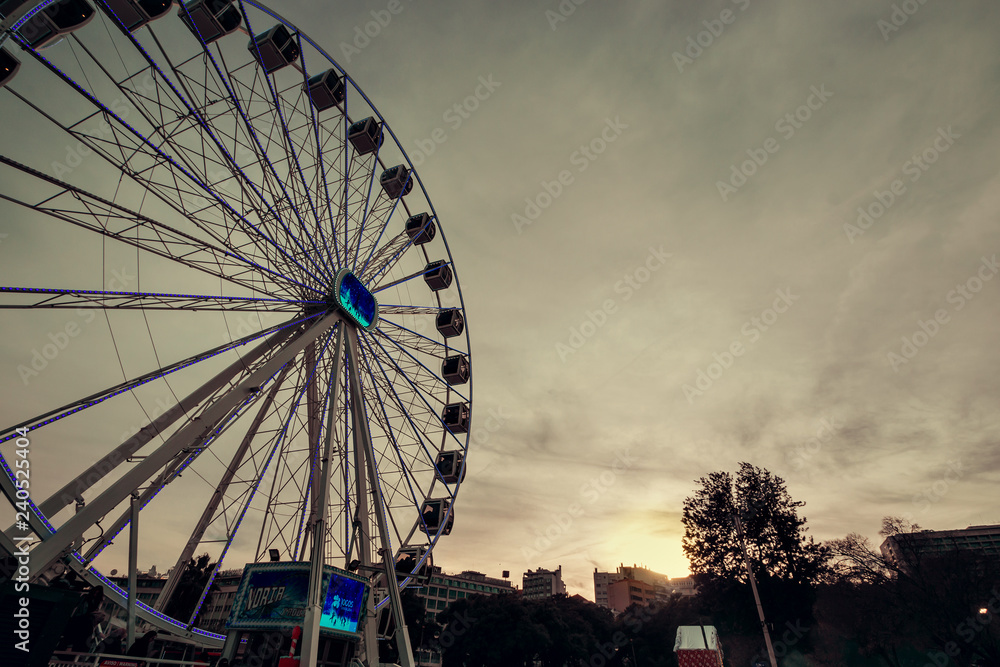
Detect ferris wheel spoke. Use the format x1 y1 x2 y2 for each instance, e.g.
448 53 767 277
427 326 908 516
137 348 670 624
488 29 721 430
354 343 435 527
376 318 457 359
149 358 291 610
10 35 331 292
134 29 325 284
41 34 301 284
0 312 310 450
359 333 459 495
373 324 470 404
187 325 336 626
362 226 425 288
25 310 340 578
238 3 330 278
0 152 307 299
356 173 414 279
293 36 339 279
0 286 320 311
373 261 452 294
364 333 465 451
183 26 334 287
81 359 292 566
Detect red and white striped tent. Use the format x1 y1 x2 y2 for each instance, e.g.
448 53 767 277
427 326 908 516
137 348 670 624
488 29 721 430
674 625 724 667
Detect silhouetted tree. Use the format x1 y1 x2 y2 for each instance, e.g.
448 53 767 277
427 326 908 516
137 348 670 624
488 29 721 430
163 553 217 623
681 463 829 660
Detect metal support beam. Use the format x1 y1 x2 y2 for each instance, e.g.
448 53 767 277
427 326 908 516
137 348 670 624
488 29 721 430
301 326 345 667
154 362 293 612
32 324 295 525
345 328 414 667
28 312 339 579
127 492 139 650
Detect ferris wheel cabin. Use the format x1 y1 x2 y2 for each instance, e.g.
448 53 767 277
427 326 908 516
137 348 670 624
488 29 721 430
248 23 299 74
7 0 95 49
436 308 464 338
423 260 452 291
419 499 454 535
380 164 413 198
100 0 172 31
442 354 470 385
405 212 436 245
442 401 470 434
305 68 345 111
348 116 381 154
179 0 241 44
435 450 466 484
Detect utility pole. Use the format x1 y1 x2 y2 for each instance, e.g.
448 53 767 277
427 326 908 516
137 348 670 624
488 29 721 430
733 513 778 667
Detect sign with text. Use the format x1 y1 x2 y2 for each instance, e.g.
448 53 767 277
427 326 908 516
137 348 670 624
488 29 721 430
227 562 368 637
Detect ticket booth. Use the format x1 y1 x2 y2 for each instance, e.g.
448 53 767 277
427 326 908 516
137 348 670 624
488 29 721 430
221 562 369 667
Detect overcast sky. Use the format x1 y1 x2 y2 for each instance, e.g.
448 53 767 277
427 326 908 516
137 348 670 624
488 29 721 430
2 0 999 601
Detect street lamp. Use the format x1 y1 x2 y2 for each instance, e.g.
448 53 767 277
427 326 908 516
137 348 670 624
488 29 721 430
732 512 778 667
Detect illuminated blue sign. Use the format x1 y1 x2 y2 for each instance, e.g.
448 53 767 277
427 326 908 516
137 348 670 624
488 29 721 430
335 269 378 330
227 562 369 637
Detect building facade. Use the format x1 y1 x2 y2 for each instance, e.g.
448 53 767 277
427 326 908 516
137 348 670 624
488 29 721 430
881 524 1000 572
522 566 567 599
594 564 696 610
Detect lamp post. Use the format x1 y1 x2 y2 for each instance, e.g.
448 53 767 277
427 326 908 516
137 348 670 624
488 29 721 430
733 513 778 667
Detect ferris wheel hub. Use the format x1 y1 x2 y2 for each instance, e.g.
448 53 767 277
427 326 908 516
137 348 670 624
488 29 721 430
333 268 379 331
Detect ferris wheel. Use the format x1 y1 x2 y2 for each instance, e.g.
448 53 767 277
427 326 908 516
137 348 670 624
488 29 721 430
0 0 471 661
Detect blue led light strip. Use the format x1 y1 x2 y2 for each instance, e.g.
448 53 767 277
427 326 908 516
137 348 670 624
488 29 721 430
0 286 323 309
9 30 329 294
84 363 290 563
0 313 318 445
0 153 304 298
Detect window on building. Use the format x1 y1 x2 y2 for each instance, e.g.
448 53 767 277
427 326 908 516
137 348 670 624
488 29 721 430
448 590 457 599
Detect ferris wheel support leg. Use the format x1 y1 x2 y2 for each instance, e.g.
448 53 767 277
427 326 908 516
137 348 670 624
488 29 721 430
302 326 345 667
127 492 139 651
26 313 340 580
345 327 415 667
27 322 297 530
153 362 294 613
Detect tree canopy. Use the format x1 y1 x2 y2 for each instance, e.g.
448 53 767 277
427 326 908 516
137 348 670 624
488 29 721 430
682 462 829 586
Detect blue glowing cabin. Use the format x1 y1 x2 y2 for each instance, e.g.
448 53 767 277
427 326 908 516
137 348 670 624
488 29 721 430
380 165 413 199
419 499 454 535
249 24 299 74
405 212 435 245
348 117 381 155
435 450 465 484
179 0 241 44
442 402 470 434
13 0 95 49
0 48 19 88
305 68 344 112
423 260 451 291
334 269 378 330
101 0 172 31
436 308 463 338
441 355 469 386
